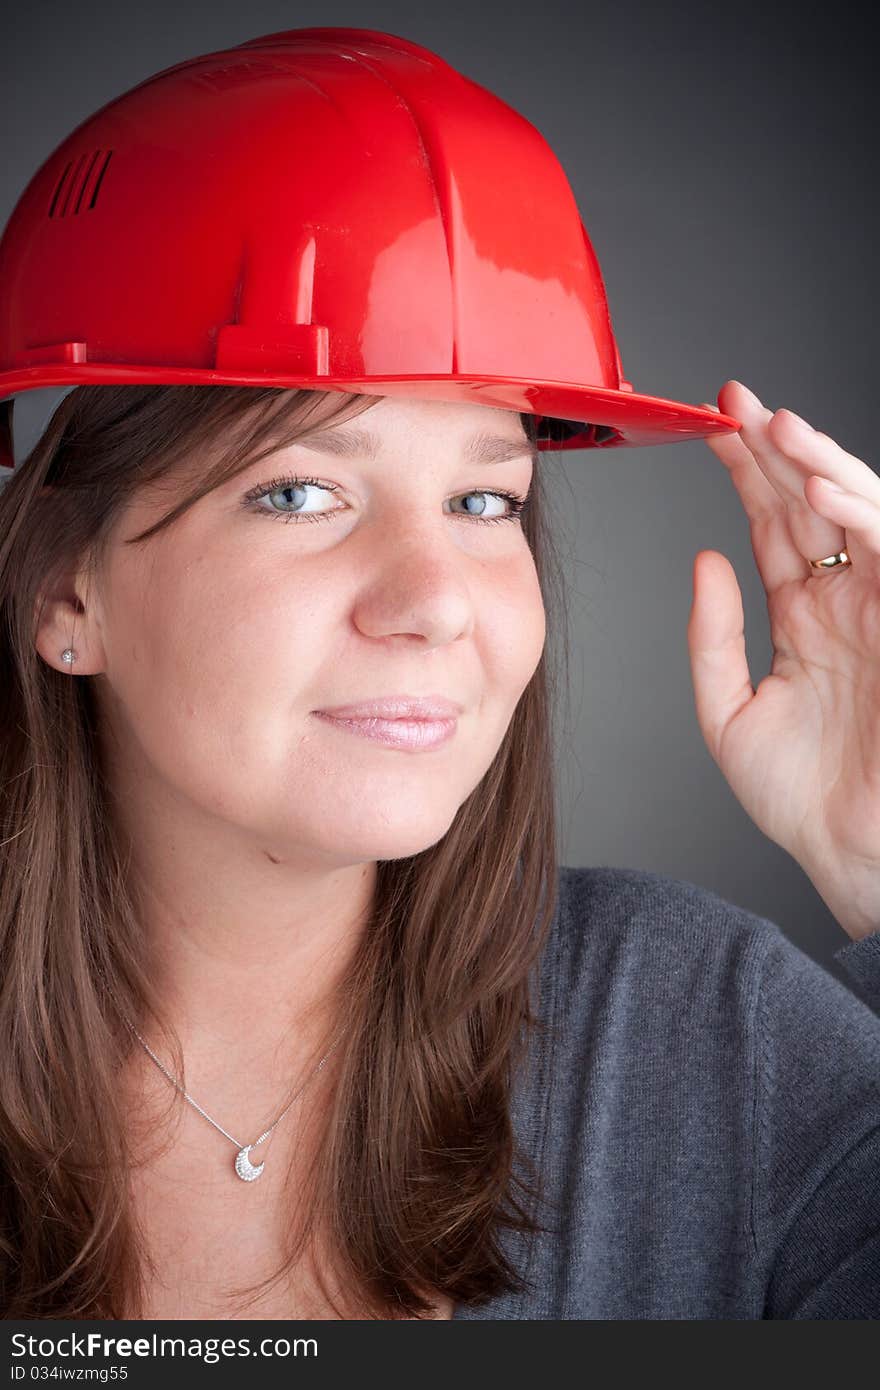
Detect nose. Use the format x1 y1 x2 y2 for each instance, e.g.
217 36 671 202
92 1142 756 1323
349 526 476 648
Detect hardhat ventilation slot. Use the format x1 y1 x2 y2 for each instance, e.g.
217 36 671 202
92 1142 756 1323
47 150 113 218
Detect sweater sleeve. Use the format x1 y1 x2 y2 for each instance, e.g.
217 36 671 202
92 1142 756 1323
834 929 880 1014
756 925 880 1318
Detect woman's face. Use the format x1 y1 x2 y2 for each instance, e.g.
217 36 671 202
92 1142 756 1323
85 394 546 866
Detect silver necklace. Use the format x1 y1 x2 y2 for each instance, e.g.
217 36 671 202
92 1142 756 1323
124 1017 347 1183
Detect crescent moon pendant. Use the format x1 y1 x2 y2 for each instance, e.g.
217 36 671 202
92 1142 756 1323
234 1144 265 1182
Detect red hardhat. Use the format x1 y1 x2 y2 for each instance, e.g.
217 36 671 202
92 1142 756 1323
0 25 740 470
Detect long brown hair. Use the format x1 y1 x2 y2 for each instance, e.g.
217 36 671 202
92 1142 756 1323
0 385 571 1319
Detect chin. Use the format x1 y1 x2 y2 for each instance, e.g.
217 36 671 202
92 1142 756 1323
322 815 459 865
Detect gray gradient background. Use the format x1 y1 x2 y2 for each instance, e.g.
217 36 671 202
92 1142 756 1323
3 1 877 981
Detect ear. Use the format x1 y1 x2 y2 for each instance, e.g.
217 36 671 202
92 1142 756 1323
33 559 106 677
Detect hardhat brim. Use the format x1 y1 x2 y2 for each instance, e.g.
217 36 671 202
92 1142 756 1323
0 365 740 452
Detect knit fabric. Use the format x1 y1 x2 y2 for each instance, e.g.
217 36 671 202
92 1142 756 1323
451 865 880 1319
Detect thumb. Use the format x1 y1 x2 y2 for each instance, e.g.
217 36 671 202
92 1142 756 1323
687 549 755 764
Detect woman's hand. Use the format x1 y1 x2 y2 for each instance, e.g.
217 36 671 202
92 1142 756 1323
687 379 880 942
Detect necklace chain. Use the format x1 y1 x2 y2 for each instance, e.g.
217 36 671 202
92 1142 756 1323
123 1016 347 1182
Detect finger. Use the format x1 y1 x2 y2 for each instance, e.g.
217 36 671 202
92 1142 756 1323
699 396 782 520
705 383 880 567
700 396 819 591
770 411 880 506
804 473 880 577
717 386 845 586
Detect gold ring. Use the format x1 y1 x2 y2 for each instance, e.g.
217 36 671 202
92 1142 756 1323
808 549 851 571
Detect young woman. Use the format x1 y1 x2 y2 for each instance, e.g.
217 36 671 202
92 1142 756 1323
1 27 878 1321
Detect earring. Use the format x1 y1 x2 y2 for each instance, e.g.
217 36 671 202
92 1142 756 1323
60 648 77 665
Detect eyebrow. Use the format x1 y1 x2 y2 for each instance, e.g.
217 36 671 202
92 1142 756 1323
294 425 537 465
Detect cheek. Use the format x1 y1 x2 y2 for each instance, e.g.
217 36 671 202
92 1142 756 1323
100 553 333 802
482 555 547 701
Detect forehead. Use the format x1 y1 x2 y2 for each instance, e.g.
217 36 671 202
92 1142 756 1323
294 422 536 466
290 396 535 465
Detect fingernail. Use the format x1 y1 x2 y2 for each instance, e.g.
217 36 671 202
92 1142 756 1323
819 477 844 493
785 409 815 431
730 380 763 406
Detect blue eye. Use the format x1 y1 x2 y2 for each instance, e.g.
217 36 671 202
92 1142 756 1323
241 474 530 526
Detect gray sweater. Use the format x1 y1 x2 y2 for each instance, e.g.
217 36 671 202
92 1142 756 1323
452 865 880 1319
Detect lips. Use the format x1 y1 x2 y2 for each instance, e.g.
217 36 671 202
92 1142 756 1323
313 712 457 751
314 695 464 720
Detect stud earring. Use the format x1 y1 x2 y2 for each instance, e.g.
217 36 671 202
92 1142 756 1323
60 648 77 665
